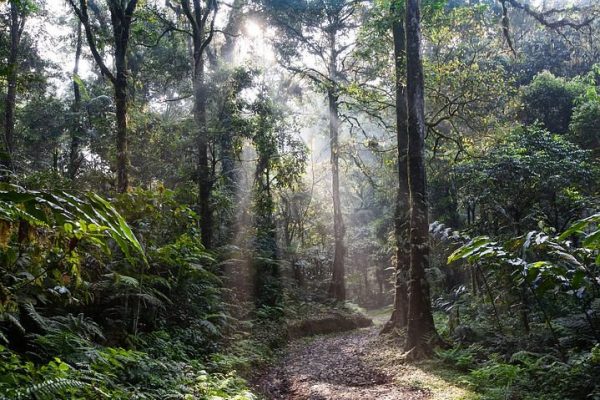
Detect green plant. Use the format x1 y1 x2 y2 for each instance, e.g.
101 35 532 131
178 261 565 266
436 345 481 371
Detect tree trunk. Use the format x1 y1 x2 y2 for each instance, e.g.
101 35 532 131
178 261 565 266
2 1 23 175
113 10 131 193
384 2 410 333
193 48 213 249
69 0 138 191
114 71 129 193
328 88 346 302
327 28 346 302
181 0 217 250
69 22 84 180
404 0 439 358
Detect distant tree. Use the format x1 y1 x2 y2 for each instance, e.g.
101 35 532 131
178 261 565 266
250 86 307 307
457 125 595 235
261 0 366 302
17 96 66 171
570 99 600 157
251 91 281 307
521 71 586 134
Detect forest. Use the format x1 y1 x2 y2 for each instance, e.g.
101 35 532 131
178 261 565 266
1 0 600 398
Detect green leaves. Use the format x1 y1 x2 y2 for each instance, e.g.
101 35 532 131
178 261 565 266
560 213 600 244
448 213 600 300
447 236 503 264
0 184 146 264
559 212 600 265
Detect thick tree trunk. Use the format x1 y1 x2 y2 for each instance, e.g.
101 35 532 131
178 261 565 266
2 1 23 175
328 88 346 302
113 9 132 194
114 53 129 193
181 0 217 250
384 3 410 333
404 0 439 358
69 23 84 180
193 52 213 249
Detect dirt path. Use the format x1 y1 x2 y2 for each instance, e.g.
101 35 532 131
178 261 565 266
256 326 431 400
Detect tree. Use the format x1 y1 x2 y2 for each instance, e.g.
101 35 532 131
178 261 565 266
261 0 365 301
68 0 140 193
251 90 281 307
383 0 409 331
570 99 600 157
1 0 27 175
457 125 595 235
250 84 308 307
521 71 586 134
404 0 440 358
69 22 84 180
179 0 218 249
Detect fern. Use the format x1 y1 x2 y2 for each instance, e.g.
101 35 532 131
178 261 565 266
0 184 146 264
16 378 89 399
22 303 50 331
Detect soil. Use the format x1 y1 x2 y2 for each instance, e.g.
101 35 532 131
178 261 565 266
256 326 431 400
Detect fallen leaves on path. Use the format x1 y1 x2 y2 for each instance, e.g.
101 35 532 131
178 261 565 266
256 327 431 400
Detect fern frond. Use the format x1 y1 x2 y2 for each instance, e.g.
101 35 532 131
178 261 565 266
17 378 88 399
23 302 50 331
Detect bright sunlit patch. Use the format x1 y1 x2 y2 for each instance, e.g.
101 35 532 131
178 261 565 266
244 19 262 38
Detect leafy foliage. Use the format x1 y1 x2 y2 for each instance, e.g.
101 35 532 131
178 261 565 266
455 125 596 235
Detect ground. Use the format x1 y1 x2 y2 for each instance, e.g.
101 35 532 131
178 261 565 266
256 309 478 400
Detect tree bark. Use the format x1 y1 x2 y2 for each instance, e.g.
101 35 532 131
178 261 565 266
327 85 346 302
326 27 346 302
110 1 134 193
181 0 217 249
384 2 410 333
2 1 24 175
193 52 213 249
404 0 439 358
69 22 84 180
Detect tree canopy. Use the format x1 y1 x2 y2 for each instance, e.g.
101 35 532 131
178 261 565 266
1 0 600 398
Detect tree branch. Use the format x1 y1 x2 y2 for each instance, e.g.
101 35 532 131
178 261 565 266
68 0 116 84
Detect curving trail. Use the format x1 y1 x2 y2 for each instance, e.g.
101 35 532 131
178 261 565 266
256 326 431 400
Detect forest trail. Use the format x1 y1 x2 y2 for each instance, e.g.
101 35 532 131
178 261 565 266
256 311 475 400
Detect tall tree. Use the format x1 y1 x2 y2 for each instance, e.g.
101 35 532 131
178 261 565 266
1 0 26 175
404 0 439 358
69 21 84 180
262 0 364 301
68 0 139 193
327 49 345 302
179 0 217 249
384 0 410 331
252 91 280 307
